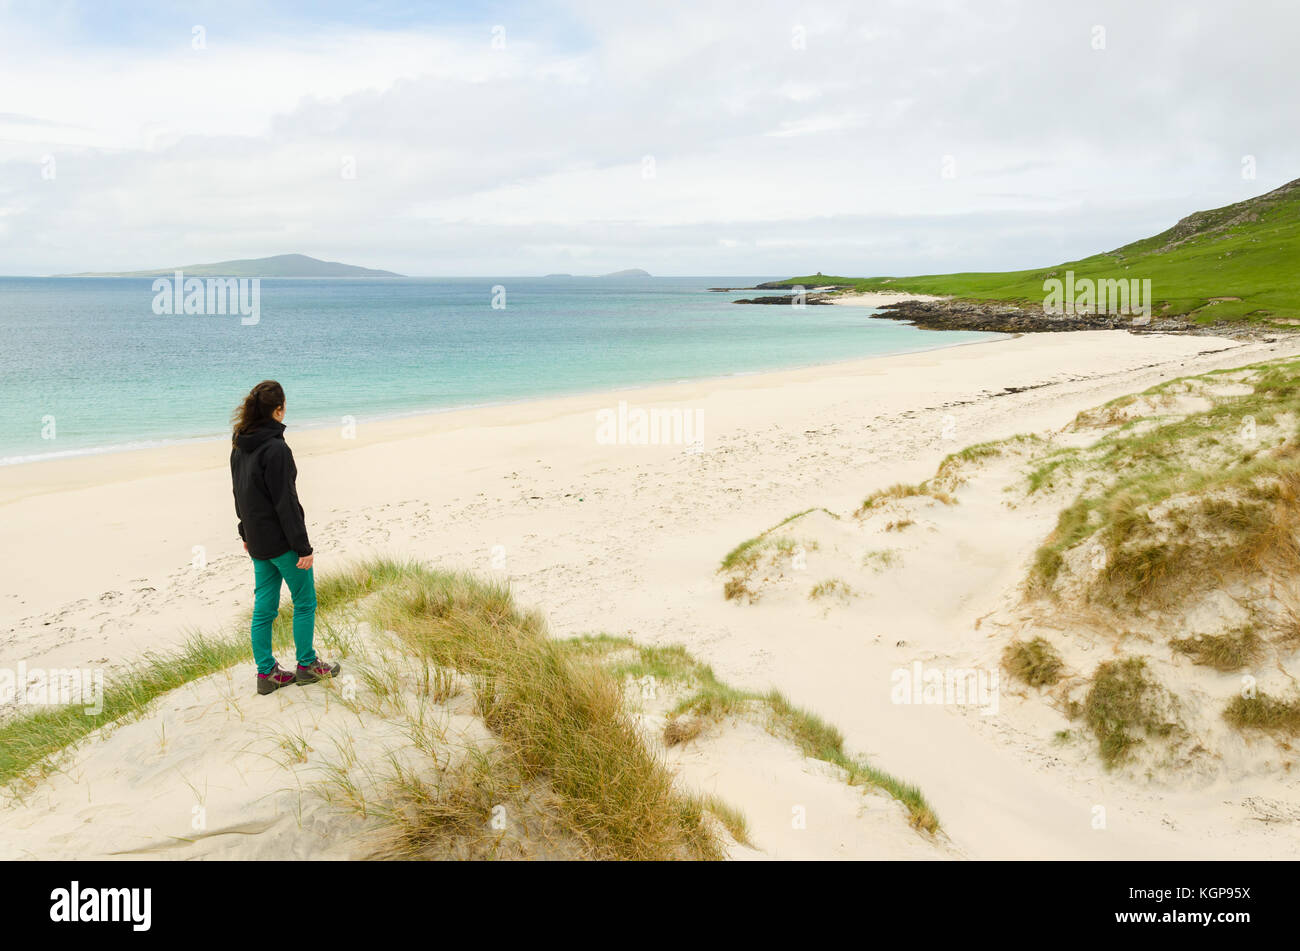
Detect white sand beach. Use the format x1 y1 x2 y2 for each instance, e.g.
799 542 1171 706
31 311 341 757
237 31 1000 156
826 291 950 306
4 329 1300 860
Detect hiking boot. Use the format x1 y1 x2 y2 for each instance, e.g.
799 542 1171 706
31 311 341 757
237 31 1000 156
257 664 296 695
295 658 341 684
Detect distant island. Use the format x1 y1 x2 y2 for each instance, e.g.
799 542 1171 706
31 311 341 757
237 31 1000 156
544 268 652 278
56 253 403 279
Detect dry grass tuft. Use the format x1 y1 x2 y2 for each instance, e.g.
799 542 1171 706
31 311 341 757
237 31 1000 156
367 566 724 860
1002 637 1066 687
1083 657 1179 768
1170 627 1264 672
1223 692 1300 736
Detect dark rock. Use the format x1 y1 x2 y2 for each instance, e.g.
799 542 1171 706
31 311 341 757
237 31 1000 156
866 299 1267 336
732 293 835 306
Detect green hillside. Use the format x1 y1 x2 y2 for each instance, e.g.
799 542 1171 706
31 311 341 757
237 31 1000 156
784 178 1300 325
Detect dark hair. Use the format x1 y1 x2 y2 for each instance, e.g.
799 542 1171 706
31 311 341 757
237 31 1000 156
232 380 285 445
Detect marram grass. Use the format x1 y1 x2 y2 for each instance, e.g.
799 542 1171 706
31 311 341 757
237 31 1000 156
0 558 723 860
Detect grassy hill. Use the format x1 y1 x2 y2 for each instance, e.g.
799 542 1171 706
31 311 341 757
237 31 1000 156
782 178 1300 325
58 253 402 278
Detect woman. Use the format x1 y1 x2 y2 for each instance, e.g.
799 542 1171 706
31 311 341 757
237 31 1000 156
230 380 340 695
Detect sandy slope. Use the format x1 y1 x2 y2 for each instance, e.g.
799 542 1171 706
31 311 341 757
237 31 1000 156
3 329 1299 859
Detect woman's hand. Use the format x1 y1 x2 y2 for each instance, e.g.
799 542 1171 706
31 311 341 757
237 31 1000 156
297 554 314 570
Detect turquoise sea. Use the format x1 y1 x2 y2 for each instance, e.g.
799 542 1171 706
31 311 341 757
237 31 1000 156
0 276 1001 463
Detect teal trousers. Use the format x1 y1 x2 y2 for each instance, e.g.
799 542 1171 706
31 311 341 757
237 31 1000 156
251 551 318 675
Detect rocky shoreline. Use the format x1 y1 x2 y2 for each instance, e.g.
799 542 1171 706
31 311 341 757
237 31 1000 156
730 293 1287 338
730 292 837 305
868 299 1285 338
873 299 1177 333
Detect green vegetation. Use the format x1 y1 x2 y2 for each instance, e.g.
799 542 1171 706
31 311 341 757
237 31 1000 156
0 559 410 787
854 438 1039 517
1223 692 1300 736
860 549 899 572
933 437 1040 488
718 508 837 602
781 177 1300 324
1025 358 1300 617
723 576 755 603
719 507 836 573
720 534 818 575
363 564 724 860
1170 627 1264 672
1002 637 1066 687
1082 657 1179 768
1 559 723 861
809 578 855 600
856 481 955 516
570 637 939 833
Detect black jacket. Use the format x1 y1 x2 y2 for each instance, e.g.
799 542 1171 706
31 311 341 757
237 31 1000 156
230 421 313 559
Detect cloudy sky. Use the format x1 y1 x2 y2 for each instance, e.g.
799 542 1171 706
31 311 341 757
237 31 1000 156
1 0 1296 276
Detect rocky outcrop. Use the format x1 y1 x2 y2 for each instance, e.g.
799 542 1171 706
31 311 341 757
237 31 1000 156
870 299 1285 338
731 293 836 305
870 299 1172 332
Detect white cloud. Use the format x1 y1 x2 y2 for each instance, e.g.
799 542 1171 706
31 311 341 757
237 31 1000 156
1 0 1297 275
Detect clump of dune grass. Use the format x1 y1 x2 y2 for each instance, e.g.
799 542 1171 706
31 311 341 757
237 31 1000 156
934 440 1005 480
360 743 582 860
1170 627 1264 672
855 481 955 517
855 434 1042 519
1001 637 1065 687
718 509 833 573
932 436 1041 490
1223 691 1300 736
719 533 818 574
663 715 706 747
723 577 755 603
365 567 722 860
717 508 829 600
861 549 899 572
688 792 753 847
809 578 854 601
719 536 765 575
569 636 940 833
1025 359 1300 618
1083 657 1179 768
764 690 938 833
